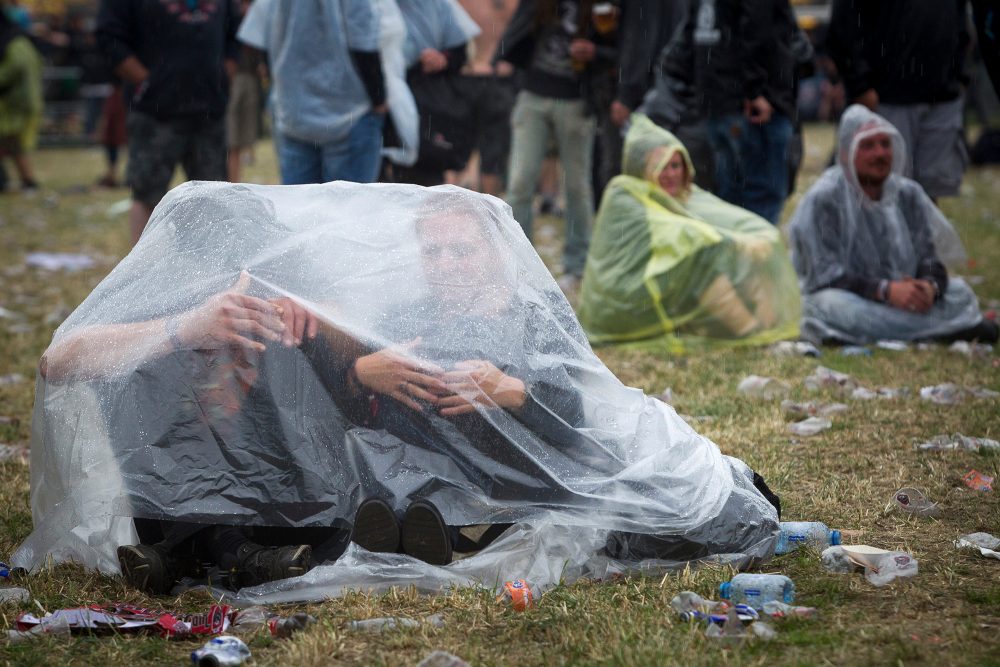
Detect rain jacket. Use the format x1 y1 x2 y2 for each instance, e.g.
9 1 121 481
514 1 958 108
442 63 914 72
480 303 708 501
788 105 980 344
578 115 801 347
828 0 968 105
0 30 42 149
13 180 778 598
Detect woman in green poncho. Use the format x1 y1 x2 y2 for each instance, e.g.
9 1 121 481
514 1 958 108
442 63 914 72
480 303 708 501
578 114 800 347
0 11 42 191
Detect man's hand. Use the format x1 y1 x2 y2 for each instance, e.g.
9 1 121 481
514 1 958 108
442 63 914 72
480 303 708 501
437 360 527 417
855 88 879 111
270 296 319 347
886 278 934 314
174 272 286 353
610 100 631 127
420 48 449 74
569 38 597 63
744 96 773 125
354 338 448 411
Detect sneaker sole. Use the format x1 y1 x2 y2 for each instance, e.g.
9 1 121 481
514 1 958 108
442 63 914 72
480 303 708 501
117 544 169 594
353 498 400 553
401 502 452 566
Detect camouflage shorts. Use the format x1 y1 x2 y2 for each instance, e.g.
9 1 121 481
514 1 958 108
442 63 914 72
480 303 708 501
126 111 226 207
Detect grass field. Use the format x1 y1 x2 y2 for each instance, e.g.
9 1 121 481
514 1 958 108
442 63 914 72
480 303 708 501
0 126 998 666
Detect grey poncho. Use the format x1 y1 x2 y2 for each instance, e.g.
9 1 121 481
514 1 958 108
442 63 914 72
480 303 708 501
787 105 980 344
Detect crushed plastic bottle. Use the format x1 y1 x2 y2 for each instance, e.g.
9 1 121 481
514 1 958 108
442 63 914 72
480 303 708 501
787 417 833 437
232 607 316 638
191 635 251 666
704 607 776 643
761 600 817 618
417 651 471 667
719 574 794 609
919 384 999 405
769 341 821 358
781 400 849 419
7 615 71 643
670 591 758 623
839 346 872 357
916 434 1000 452
0 587 30 603
955 533 1000 560
865 552 918 587
891 487 940 517
348 614 444 633
804 366 859 394
775 522 841 554
737 375 791 399
821 546 855 574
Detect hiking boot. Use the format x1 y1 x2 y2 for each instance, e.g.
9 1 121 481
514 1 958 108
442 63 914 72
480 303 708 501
351 498 400 554
401 500 453 566
235 542 312 588
117 543 177 595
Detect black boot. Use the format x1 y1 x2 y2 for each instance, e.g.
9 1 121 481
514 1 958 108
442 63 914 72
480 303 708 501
235 541 312 588
117 543 178 595
351 498 401 554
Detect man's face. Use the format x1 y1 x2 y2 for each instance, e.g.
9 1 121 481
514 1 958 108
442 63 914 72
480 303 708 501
418 214 495 295
853 131 893 187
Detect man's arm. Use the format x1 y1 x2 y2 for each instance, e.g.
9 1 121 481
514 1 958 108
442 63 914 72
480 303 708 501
344 0 386 111
96 0 147 86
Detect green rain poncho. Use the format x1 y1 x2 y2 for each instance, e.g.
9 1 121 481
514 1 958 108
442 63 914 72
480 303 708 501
579 115 800 348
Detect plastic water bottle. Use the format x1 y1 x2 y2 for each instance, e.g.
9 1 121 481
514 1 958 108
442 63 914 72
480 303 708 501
719 574 795 608
775 521 841 555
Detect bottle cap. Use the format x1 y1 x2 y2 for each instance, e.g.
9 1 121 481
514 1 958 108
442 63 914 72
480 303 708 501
830 530 841 546
719 582 731 599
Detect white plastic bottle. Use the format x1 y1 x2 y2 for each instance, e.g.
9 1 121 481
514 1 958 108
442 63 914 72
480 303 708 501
719 573 795 608
775 521 841 555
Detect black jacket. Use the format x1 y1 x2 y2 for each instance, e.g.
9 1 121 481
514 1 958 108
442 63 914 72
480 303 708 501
662 0 800 118
96 0 239 120
614 0 689 110
827 0 969 105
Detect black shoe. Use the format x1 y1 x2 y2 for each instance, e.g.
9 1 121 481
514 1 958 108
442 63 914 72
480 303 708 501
117 543 177 595
401 500 453 566
352 498 400 553
235 542 312 588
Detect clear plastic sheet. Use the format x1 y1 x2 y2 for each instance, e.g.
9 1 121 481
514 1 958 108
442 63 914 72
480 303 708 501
579 115 801 348
13 181 778 597
788 105 978 344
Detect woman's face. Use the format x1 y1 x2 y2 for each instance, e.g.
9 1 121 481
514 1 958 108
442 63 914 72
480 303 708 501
657 151 688 197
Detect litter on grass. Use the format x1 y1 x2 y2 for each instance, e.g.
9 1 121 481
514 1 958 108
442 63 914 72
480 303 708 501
0 587 30 603
769 341 821 357
347 614 445 633
191 636 251 666
840 346 872 357
24 253 96 272
851 386 909 400
804 366 859 394
704 608 776 643
920 383 1000 405
781 400 848 420
0 444 29 463
417 651 471 667
962 470 994 492
822 545 919 586
955 533 1000 560
949 341 994 358
737 375 791 399
890 488 941 517
787 417 832 437
0 374 26 387
876 340 909 352
916 434 1000 452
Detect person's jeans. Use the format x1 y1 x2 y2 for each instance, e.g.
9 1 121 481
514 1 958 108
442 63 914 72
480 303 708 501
278 111 384 185
706 113 792 224
505 91 595 277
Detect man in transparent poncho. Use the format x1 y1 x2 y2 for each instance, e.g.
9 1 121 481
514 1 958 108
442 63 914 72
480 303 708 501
787 105 998 345
18 181 781 595
578 114 801 347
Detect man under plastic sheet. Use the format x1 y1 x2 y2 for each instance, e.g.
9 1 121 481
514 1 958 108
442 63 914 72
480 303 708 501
14 181 780 596
787 105 998 346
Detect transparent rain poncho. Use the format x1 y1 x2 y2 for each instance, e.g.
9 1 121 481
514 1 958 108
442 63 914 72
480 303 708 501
579 115 801 349
787 105 980 344
13 181 778 601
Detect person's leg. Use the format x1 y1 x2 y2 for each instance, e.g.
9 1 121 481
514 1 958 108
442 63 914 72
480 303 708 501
324 111 385 183
908 96 968 199
877 103 918 178
704 114 745 206
125 111 184 244
740 113 793 224
478 76 515 197
551 98 596 277
182 116 227 184
277 133 323 185
505 91 553 242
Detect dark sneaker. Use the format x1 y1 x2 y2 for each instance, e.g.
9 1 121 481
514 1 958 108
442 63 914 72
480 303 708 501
352 498 400 554
235 542 312 588
117 543 177 595
401 500 453 566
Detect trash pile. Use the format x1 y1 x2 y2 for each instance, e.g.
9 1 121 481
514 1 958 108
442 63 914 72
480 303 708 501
915 434 1000 452
821 546 918 587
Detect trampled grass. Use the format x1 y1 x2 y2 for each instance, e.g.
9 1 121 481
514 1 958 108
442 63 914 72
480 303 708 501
0 126 998 665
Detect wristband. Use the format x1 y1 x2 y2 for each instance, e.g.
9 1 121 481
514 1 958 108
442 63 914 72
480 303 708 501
876 279 890 303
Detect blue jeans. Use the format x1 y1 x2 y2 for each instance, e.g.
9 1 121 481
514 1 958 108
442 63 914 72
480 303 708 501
505 91 595 277
278 111 384 185
706 113 792 224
